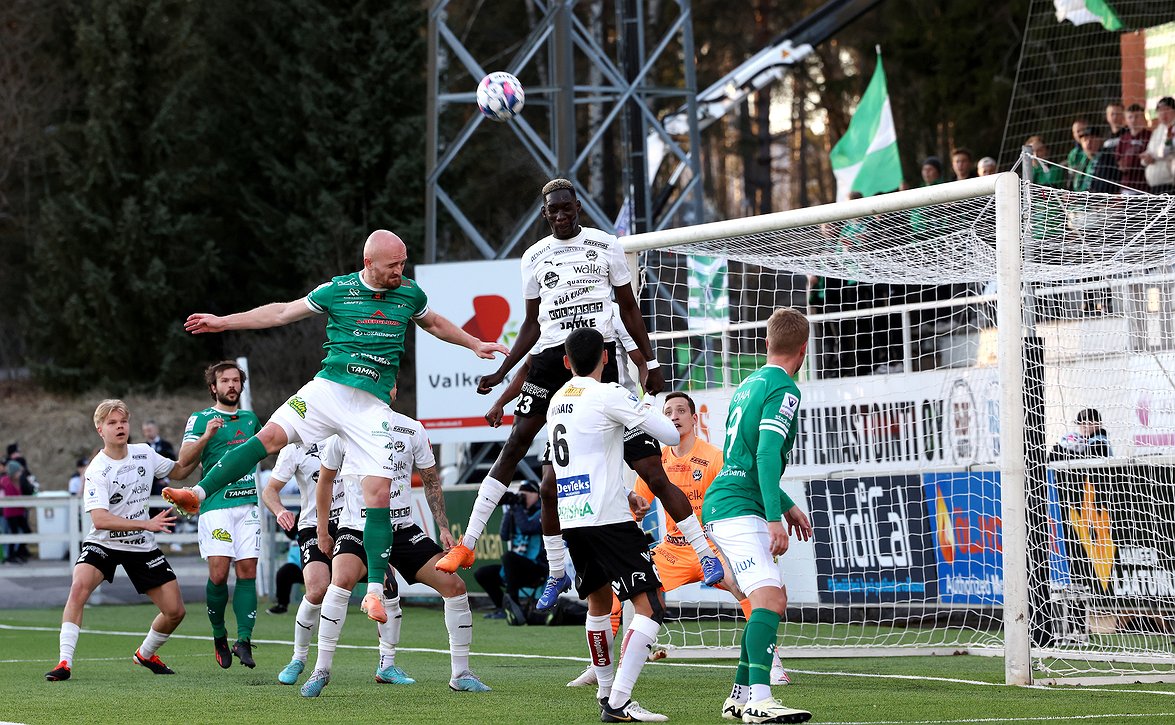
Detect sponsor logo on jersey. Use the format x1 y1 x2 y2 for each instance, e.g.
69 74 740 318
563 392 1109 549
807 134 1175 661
287 396 308 419
555 474 591 498
692 469 704 481
109 492 123 505
109 529 144 539
225 488 255 499
372 292 385 300
352 329 401 338
392 507 413 522
132 453 147 460
212 528 233 543
561 385 584 397
337 277 360 286
520 381 549 399
689 456 710 467
347 363 381 383
548 301 605 320
551 286 593 306
542 271 560 288
571 263 606 276
393 441 406 453
358 310 401 326
392 426 416 436
585 249 598 260
527 243 553 263
557 499 594 520
732 557 756 573
348 288 361 296
392 460 409 472
780 393 799 418
582 239 609 249
359 353 393 366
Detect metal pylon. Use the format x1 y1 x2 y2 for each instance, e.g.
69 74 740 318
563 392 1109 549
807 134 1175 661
424 0 704 263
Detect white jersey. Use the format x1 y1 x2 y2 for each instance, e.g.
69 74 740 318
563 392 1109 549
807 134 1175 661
323 413 436 530
271 436 344 530
83 444 174 552
610 302 640 396
546 376 678 529
521 227 632 353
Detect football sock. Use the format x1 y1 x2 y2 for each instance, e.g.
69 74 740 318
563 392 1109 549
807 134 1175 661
585 613 616 700
233 578 257 641
608 613 660 709
206 580 229 638
443 593 473 677
138 627 169 659
461 477 508 548
745 608 781 699
196 436 267 499
313 585 350 673
59 622 80 667
543 535 567 578
293 599 320 662
674 515 713 563
735 628 750 687
377 596 402 668
729 682 749 704
363 509 392 585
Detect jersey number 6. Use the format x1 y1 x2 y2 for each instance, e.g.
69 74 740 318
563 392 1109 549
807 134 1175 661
552 424 570 467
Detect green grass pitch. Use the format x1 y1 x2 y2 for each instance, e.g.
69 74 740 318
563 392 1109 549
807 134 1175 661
3 602 1175 724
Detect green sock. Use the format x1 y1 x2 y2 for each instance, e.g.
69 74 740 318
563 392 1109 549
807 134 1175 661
363 509 392 585
198 436 267 498
206 579 229 639
233 578 257 641
745 608 781 686
735 627 750 686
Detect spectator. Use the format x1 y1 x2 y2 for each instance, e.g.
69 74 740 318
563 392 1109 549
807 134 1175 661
1141 96 1175 194
977 157 997 176
1117 103 1152 194
141 421 176 460
1026 136 1065 187
1 461 32 563
4 443 32 480
268 537 304 615
1071 125 1120 193
67 458 89 496
1105 103 1126 138
1065 117 1090 171
1049 408 1112 461
472 481 546 625
950 147 977 180
920 156 943 186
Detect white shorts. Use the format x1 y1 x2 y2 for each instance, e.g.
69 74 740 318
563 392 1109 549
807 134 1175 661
198 505 262 561
269 377 395 479
705 516 781 596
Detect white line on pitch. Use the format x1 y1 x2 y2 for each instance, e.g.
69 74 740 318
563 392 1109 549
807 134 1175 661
819 715 1175 724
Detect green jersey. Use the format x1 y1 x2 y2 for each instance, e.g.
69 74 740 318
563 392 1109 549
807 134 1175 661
183 407 262 512
703 365 801 524
305 271 429 401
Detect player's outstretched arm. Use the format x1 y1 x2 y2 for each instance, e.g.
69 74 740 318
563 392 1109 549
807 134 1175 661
484 358 532 426
419 465 455 549
477 298 541 393
315 464 337 558
169 417 223 480
185 298 316 335
416 309 510 360
614 283 664 395
90 507 176 534
262 477 296 532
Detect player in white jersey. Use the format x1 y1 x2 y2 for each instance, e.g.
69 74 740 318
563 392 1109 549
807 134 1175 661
437 178 666 575
45 399 217 682
261 436 346 685
546 327 714 723
299 394 489 697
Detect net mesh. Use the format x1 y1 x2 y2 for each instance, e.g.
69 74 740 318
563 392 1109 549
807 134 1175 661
632 179 1175 683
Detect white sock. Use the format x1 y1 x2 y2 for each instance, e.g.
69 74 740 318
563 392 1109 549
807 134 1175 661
608 614 660 709
729 682 748 703
377 596 402 669
313 585 350 673
138 627 169 659
293 599 321 662
443 593 473 677
366 582 383 597
193 485 207 502
59 622 80 667
675 515 713 564
544 535 567 578
585 613 615 700
461 477 508 548
751 683 772 702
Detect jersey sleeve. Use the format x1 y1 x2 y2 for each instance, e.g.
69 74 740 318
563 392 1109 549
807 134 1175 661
410 424 437 469
181 412 205 444
602 385 679 445
320 437 345 472
607 238 633 287
612 303 638 352
521 256 540 300
756 386 799 521
271 446 298 483
409 282 430 320
305 280 334 314
83 468 110 513
150 448 176 479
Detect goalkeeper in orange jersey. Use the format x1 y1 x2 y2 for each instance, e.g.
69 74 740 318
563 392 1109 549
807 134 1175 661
566 391 790 689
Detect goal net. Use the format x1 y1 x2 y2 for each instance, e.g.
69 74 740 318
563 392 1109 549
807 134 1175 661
623 172 1175 685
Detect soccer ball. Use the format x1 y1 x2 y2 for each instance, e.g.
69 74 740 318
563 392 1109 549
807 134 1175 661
476 72 525 122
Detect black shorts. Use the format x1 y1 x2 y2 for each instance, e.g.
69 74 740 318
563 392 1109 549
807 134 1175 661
332 524 443 585
297 523 338 568
563 521 661 601
516 341 619 419
76 543 176 594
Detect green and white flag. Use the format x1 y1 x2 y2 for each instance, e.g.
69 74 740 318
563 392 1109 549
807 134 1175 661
686 255 728 330
1054 0 1123 31
830 52 902 202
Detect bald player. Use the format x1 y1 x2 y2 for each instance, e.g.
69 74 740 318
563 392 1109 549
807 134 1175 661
163 230 509 623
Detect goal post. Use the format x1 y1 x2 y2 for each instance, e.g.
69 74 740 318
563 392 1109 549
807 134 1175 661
620 172 1175 686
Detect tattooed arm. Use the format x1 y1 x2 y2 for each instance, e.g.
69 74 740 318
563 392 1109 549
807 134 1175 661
419 465 456 549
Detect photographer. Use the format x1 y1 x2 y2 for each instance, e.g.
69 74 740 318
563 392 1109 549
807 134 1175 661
473 481 546 624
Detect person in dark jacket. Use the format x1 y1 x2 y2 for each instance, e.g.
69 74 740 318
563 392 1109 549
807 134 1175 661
473 481 546 623
1050 408 1112 461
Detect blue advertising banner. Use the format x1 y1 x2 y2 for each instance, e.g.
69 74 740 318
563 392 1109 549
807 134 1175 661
810 475 937 603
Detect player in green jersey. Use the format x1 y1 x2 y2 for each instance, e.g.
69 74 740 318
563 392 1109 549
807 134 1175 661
164 230 508 623
182 361 263 669
702 307 814 725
